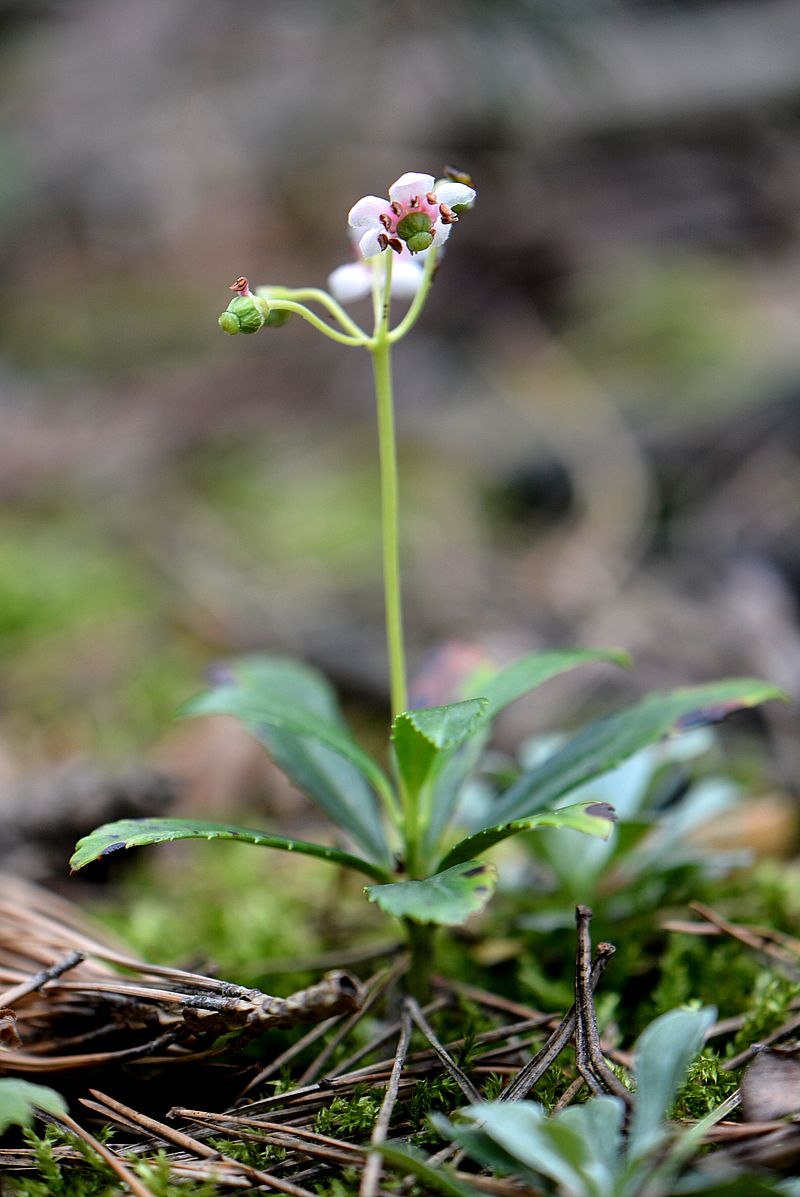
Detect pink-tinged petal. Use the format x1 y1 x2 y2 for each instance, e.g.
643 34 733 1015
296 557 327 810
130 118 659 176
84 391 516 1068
390 259 425 299
358 228 385 258
434 181 476 209
431 222 452 249
388 172 436 204
349 196 391 230
328 262 372 304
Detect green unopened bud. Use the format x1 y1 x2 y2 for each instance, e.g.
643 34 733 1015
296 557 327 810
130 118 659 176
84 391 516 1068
225 294 266 334
396 212 434 254
218 310 242 334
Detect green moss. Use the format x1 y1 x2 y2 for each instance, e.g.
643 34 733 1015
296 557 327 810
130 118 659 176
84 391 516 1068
314 1088 382 1138
732 973 800 1058
672 1049 740 1120
208 1138 285 1167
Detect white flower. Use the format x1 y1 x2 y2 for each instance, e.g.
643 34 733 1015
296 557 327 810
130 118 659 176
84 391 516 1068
348 171 476 258
328 237 429 305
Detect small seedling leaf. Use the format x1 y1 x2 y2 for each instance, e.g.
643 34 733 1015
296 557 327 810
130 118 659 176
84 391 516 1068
70 817 389 881
488 679 787 826
365 860 497 926
437 1102 595 1196
0 1078 68 1134
628 1006 717 1160
392 699 488 798
438 801 617 870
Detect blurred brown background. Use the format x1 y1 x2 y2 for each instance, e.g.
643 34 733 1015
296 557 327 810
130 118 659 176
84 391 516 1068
0 0 799 827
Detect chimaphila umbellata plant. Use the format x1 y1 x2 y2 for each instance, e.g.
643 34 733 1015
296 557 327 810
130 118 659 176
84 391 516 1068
71 170 784 997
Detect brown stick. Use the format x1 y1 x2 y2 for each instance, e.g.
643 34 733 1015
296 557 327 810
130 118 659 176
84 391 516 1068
501 941 616 1102
359 1006 413 1197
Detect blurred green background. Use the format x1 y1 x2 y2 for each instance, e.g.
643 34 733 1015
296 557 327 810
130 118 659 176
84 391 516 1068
0 0 798 855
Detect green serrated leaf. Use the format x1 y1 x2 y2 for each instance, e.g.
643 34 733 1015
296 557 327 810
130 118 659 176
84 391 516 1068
70 817 390 882
487 679 787 827
392 699 488 798
473 648 630 719
439 800 616 870
365 860 497 926
180 656 391 862
422 648 627 860
0 1079 68 1134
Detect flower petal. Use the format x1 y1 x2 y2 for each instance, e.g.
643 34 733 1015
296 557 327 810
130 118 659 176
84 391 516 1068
328 262 372 304
431 222 452 249
434 181 476 210
349 196 391 230
358 228 385 258
389 173 436 204
390 258 425 299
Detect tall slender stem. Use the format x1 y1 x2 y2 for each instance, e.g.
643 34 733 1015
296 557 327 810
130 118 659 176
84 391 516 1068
370 326 407 720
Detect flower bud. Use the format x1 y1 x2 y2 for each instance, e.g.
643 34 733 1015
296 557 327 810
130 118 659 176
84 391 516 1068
218 294 267 335
218 310 242 334
396 212 434 254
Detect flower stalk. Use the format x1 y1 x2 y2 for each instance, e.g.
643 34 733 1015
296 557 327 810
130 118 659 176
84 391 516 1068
215 171 475 746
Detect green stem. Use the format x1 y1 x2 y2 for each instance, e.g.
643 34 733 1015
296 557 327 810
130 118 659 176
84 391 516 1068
388 247 438 343
266 299 367 347
369 255 408 722
258 286 367 340
404 920 436 1002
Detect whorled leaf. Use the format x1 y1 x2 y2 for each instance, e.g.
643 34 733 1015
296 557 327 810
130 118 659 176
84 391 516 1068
469 647 630 720
486 679 787 828
392 699 488 799
365 860 497 927
422 648 628 858
438 801 617 871
181 656 391 862
70 817 391 882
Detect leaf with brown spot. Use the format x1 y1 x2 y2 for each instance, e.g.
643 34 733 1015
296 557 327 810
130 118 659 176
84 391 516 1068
487 679 787 826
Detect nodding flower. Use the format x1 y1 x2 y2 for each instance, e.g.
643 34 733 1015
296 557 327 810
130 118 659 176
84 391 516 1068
348 171 476 258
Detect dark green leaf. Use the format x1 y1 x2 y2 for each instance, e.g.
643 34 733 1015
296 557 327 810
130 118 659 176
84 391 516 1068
392 699 487 798
421 727 491 861
472 647 629 719
422 649 627 859
181 656 390 862
487 680 787 827
365 860 497 926
70 817 390 882
0 1079 68 1134
439 801 616 870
